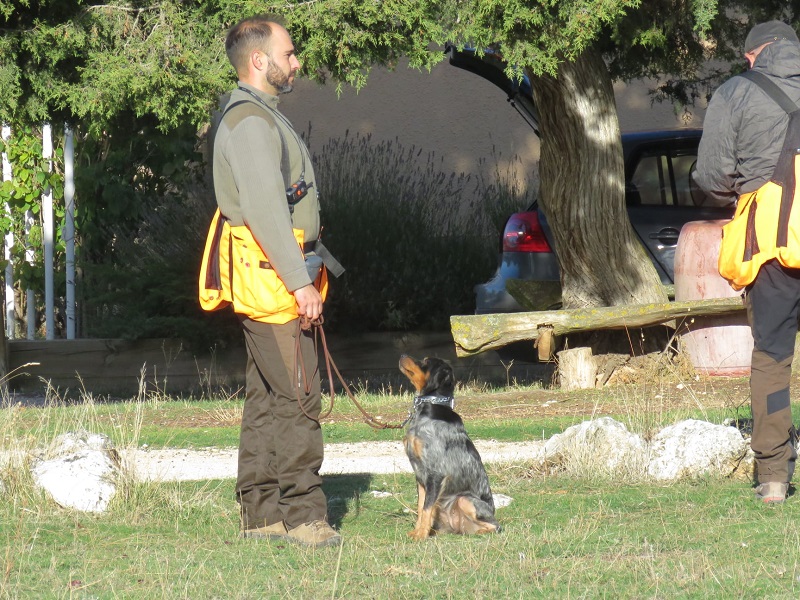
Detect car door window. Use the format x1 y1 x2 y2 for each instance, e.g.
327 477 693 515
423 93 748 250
630 148 709 208
625 142 735 283
628 147 703 211
672 154 698 206
631 154 673 206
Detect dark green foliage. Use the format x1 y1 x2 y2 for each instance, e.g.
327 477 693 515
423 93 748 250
0 1 229 130
74 114 200 259
76 165 243 348
0 126 65 294
5 1 799 133
73 118 241 347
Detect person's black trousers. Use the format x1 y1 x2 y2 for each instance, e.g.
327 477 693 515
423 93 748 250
747 260 800 484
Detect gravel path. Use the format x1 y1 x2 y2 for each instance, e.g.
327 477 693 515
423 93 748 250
122 440 545 482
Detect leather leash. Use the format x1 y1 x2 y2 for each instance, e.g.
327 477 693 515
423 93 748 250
294 316 405 429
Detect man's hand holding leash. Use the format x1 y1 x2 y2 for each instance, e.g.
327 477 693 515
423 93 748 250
294 284 323 321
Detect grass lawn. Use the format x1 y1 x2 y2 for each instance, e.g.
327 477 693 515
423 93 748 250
4 471 800 598
3 370 800 598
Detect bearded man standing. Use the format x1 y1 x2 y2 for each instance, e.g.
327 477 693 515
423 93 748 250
210 15 340 547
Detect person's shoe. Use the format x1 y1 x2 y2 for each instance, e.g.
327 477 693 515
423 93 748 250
286 520 342 548
755 482 789 504
240 521 289 539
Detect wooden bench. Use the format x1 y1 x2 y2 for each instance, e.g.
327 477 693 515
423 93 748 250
450 296 745 359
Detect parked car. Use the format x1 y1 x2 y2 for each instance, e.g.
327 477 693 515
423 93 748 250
447 47 736 314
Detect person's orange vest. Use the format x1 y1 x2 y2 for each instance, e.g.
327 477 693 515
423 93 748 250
198 209 327 324
718 70 800 291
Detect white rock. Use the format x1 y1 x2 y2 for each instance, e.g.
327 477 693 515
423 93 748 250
32 431 120 513
544 417 648 476
493 493 513 508
647 419 749 481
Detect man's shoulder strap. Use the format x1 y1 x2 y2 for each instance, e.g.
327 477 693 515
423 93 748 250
739 70 800 115
738 70 800 236
220 99 252 119
220 98 290 188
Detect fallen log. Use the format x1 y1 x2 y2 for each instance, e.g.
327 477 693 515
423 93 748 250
450 296 745 357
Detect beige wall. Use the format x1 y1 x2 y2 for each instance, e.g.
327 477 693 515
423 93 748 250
277 58 708 195
614 78 706 132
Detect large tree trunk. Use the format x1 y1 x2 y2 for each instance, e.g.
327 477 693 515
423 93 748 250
531 49 667 310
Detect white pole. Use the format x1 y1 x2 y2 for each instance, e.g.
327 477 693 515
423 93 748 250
1 125 13 339
64 126 75 339
24 208 34 339
42 124 54 340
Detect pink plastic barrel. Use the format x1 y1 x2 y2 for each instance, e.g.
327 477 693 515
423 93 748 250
674 220 753 376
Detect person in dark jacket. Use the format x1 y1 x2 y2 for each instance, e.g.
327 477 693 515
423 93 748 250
695 20 800 503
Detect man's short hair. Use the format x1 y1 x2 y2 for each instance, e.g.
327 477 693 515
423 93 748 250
225 14 285 75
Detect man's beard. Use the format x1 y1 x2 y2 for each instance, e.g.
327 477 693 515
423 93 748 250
266 62 294 94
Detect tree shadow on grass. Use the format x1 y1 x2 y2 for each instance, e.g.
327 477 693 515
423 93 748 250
323 473 375 529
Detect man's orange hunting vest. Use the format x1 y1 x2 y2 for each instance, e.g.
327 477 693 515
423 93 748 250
198 209 327 324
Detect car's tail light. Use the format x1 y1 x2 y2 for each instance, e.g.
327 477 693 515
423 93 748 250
502 212 552 253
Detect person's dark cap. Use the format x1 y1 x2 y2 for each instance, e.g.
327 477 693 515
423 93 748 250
744 20 799 53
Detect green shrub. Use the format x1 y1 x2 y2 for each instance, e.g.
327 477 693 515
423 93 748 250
314 132 534 331
77 166 241 350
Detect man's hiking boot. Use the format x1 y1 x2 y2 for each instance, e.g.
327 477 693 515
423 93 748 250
240 521 289 540
286 520 342 548
755 482 789 504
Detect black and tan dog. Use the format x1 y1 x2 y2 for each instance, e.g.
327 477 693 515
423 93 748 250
398 354 501 540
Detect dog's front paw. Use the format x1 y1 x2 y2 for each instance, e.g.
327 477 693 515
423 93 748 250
408 528 431 541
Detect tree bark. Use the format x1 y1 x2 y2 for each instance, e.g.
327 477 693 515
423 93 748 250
531 49 668 310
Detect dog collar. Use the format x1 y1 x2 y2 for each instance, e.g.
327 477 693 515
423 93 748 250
400 394 456 427
413 394 455 411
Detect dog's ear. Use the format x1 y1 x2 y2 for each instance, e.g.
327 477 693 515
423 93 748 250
422 357 455 397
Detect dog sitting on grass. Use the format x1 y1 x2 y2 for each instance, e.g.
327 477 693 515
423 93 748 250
398 355 501 540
